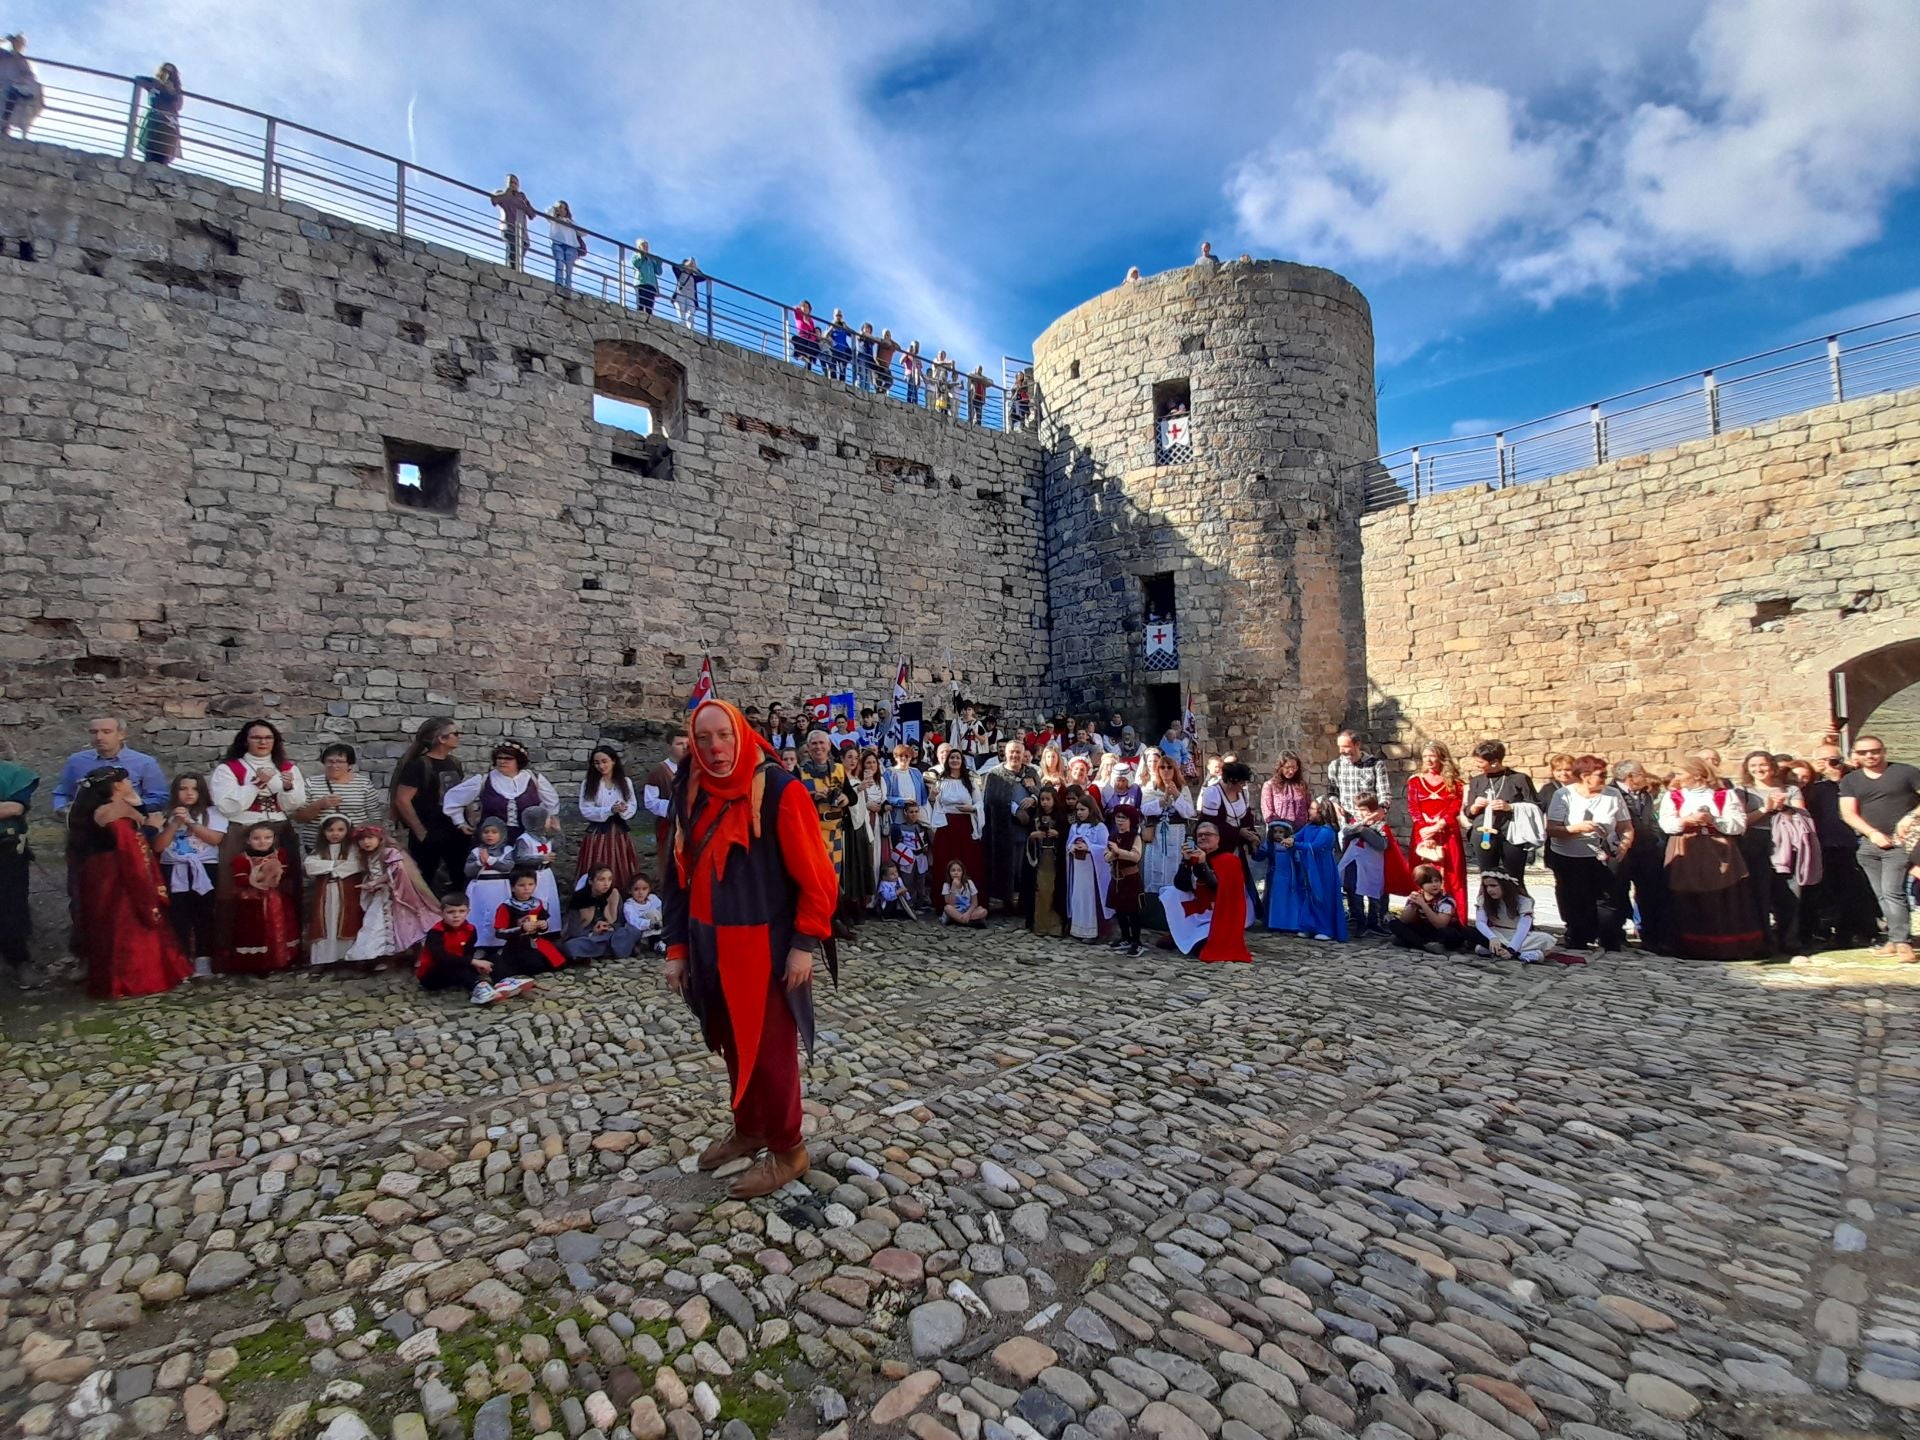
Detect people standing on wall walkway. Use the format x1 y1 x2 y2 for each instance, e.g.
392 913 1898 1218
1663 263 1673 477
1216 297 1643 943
0 32 43 139
135 63 183 166
672 257 703 326
631 238 661 315
489 174 537 271
1839 735 1920 963
548 201 584 288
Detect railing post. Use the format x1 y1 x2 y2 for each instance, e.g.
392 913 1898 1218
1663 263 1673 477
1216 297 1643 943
261 117 278 197
616 243 628 311
781 306 793 363
1829 335 1844 404
705 282 714 339
1495 432 1507 488
122 79 141 159
1409 446 1421 501
1703 369 1720 435
1590 404 1605 465
395 160 407 237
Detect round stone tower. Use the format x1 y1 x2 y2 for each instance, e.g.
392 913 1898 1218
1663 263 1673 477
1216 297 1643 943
1033 257 1377 760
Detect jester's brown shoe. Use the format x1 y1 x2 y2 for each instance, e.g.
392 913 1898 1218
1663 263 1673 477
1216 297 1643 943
728 1145 809 1199
696 1131 765 1172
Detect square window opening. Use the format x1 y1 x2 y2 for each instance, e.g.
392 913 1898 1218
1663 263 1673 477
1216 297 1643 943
1142 573 1178 674
1153 379 1191 464
383 438 460 513
594 394 654 437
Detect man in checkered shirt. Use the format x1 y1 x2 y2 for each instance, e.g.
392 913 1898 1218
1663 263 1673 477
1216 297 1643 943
1325 730 1390 824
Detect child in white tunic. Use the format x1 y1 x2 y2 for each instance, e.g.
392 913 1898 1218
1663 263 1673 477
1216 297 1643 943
1065 797 1112 941
512 805 564 923
465 817 515 949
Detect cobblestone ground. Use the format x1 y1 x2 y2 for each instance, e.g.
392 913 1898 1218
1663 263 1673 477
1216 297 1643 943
4 926 1919 1440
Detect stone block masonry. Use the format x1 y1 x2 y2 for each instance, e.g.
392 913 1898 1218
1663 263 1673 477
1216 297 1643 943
1034 259 1378 763
0 143 1048 784
1359 384 1920 774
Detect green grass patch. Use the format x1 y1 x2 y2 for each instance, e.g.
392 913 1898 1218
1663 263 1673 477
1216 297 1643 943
716 1336 804 1439
224 1320 315 1387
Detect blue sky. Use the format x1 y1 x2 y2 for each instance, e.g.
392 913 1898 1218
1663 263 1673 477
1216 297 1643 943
18 0 1920 453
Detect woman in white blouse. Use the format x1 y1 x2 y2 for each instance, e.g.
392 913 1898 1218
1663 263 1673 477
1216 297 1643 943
441 742 560 843
927 748 984 895
1657 755 1765 960
575 744 640 893
852 750 887 887
1141 751 1195 910
209 718 310 965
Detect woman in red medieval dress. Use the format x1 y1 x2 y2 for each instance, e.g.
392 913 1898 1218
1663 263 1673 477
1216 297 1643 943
1405 741 1468 919
69 765 192 1000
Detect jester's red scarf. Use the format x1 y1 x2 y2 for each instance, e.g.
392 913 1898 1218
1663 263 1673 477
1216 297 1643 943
664 701 839 1106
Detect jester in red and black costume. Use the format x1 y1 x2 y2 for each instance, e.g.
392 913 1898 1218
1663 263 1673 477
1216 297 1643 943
663 698 840 1199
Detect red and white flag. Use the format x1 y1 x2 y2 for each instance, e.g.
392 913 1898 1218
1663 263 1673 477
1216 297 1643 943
685 656 716 711
892 660 911 704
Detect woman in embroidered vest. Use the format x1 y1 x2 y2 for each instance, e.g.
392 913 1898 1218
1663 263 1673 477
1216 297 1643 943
576 744 640 895
1658 755 1768 960
210 718 308 972
71 765 191 999
441 741 561 844
928 748 984 896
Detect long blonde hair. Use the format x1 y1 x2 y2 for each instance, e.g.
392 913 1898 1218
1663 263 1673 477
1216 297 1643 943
1420 742 1462 788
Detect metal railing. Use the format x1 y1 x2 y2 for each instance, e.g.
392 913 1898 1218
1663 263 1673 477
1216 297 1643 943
15 56 1024 430
1364 312 1920 510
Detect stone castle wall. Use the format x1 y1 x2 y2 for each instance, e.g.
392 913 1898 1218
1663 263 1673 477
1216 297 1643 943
0 144 1049 786
1358 385 1920 773
1033 260 1377 760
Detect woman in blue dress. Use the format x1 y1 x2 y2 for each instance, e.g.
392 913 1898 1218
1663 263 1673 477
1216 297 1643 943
1264 802 1347 941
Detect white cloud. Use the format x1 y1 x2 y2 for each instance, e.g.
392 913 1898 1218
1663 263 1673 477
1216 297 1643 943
1229 0 1920 306
16 0 997 363
1228 53 1562 264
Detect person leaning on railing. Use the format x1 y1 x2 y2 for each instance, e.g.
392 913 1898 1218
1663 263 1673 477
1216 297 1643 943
489 174 537 271
632 238 661 315
548 201 585 288
135 62 183 165
791 301 821 372
0 32 44 139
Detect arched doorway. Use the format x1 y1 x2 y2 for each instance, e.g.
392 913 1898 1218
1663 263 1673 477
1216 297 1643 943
1832 638 1920 750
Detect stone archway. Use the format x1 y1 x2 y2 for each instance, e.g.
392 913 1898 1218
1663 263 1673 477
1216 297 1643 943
594 338 687 439
1832 637 1920 747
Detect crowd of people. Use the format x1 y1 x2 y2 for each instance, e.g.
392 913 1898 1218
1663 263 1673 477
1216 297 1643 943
0 39 181 162
3 44 1029 430
484 173 1028 424
9 703 1916 1006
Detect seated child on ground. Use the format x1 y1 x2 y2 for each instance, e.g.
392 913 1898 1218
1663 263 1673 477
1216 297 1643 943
623 874 666 954
940 861 988 928
1388 863 1468 953
870 862 919 920
1473 871 1560 964
496 870 566 977
564 865 640 962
